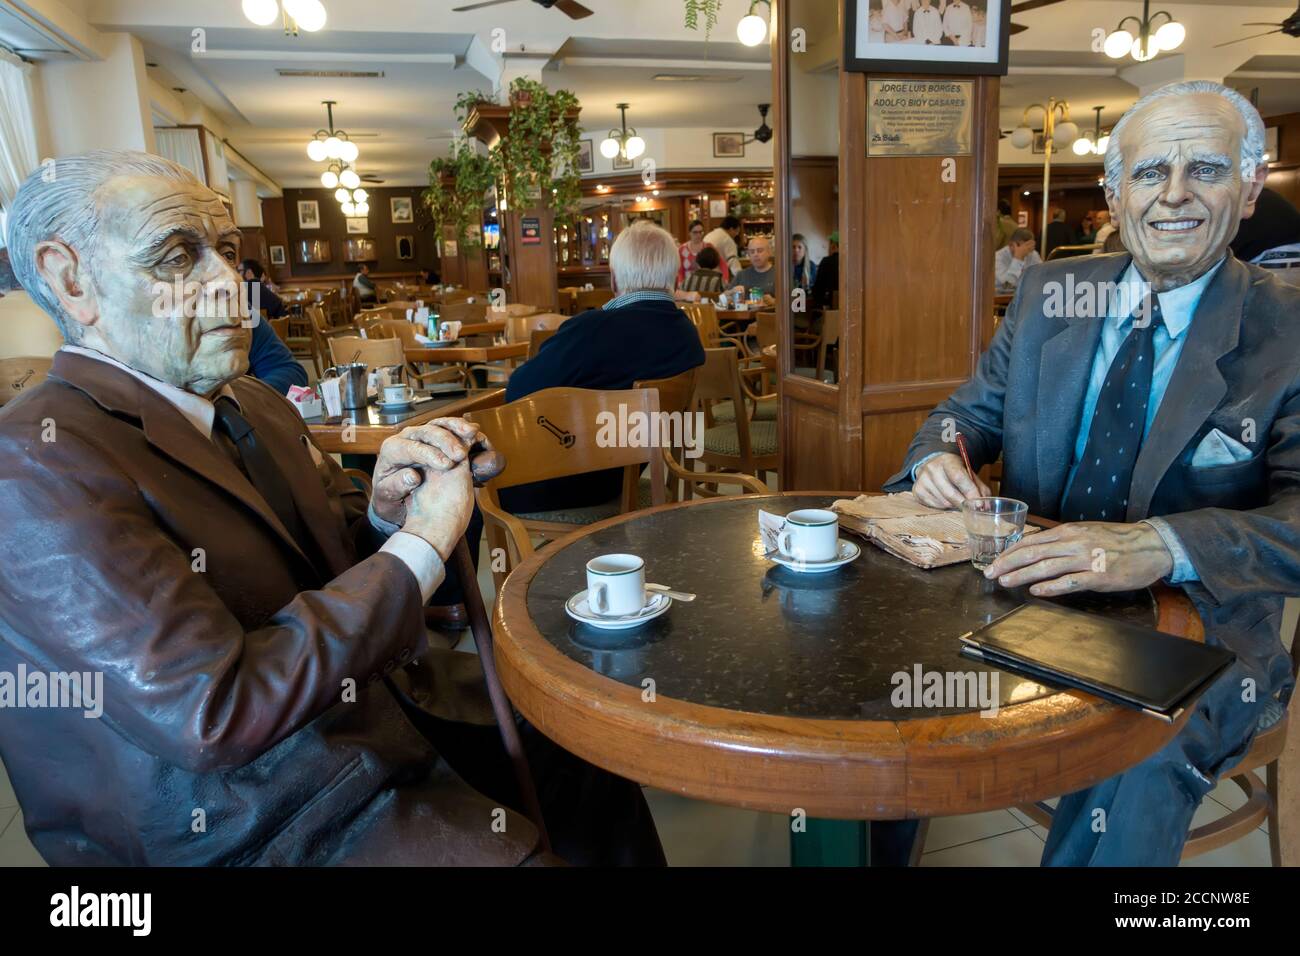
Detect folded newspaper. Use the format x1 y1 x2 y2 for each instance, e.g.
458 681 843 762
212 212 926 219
830 492 1036 569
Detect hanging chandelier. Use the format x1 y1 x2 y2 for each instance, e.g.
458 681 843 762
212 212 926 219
600 104 646 162
242 0 327 34
320 162 360 190
306 100 359 164
338 187 369 218
1103 1 1185 62
1072 106 1111 156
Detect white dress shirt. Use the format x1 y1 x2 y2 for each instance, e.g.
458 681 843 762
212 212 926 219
994 245 1042 292
943 2 972 45
60 345 444 601
913 5 943 43
882 0 911 34
703 226 742 278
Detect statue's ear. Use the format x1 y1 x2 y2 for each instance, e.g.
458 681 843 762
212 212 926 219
33 239 99 330
1240 163 1269 221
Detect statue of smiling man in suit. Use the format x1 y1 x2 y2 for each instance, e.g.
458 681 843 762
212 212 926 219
888 80 1300 865
0 151 664 866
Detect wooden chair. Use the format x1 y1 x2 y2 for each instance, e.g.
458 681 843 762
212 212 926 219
469 386 668 591
360 318 468 388
267 317 290 343
306 304 356 374
1016 620 1298 866
574 288 615 312
693 347 780 491
276 314 319 378
634 367 769 505
436 301 485 326
681 302 746 353
0 356 53 407
794 309 840 384
557 287 579 316
327 335 404 371
486 303 542 319
527 328 558 359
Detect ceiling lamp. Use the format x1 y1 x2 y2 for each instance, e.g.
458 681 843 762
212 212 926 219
306 100 359 163
1072 106 1111 156
600 104 645 162
737 0 771 46
1104 1 1185 62
242 0 327 34
338 167 360 189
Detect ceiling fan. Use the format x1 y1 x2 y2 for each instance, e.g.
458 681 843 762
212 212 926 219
1214 1 1300 48
451 0 593 19
1009 0 1071 36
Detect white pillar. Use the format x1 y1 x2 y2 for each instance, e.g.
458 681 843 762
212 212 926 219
230 179 262 229
37 33 155 157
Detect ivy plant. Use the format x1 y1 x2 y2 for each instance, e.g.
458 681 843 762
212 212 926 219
683 0 722 42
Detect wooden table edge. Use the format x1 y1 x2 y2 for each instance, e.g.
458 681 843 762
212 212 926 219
493 491 1203 819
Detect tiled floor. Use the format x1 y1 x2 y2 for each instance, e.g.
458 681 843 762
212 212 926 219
0 510 1281 867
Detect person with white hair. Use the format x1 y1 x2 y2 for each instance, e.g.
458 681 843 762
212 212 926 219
0 149 665 866
502 220 705 514
887 80 1300 865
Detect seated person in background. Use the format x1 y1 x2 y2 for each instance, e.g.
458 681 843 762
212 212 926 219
792 233 817 291
353 262 377 304
1044 207 1072 258
1102 227 1126 254
502 220 706 515
0 150 662 867
1076 210 1097 245
239 259 285 319
676 244 726 300
420 267 440 286
703 215 743 278
1091 209 1116 251
1230 186 1300 265
729 235 778 306
994 227 1042 292
677 219 707 288
886 80 1299 866
811 230 839 309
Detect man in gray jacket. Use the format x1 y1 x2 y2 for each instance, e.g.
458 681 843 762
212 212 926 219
887 80 1299 865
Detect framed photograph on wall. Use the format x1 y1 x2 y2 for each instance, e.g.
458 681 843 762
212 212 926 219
390 196 414 223
269 244 286 266
844 0 1011 76
577 139 594 173
612 152 634 171
297 200 320 229
346 217 369 234
713 132 745 158
708 198 728 219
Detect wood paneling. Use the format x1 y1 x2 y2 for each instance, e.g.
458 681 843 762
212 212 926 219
278 187 440 279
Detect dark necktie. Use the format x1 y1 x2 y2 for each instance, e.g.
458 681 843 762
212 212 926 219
1059 295 1162 523
211 396 307 547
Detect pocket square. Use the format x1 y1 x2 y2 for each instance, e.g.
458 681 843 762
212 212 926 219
1191 428 1255 468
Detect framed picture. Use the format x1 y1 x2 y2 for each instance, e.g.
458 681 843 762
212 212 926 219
612 152 634 171
396 235 415 260
1265 126 1280 163
844 0 1011 76
577 139 594 173
346 217 369 234
345 238 377 262
390 196 413 223
713 132 745 158
269 244 286 266
708 198 728 219
297 200 320 230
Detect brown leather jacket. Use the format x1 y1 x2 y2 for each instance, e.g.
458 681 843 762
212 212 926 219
0 351 537 865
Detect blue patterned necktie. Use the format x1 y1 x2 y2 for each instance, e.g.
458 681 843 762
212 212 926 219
1059 295 1162 523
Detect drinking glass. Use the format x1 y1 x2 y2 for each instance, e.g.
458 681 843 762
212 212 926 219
960 497 1028 571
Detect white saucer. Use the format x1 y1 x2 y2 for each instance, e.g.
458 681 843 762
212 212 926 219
377 400 414 411
565 589 672 630
768 538 861 574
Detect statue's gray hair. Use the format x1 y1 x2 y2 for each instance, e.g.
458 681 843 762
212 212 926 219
609 219 680 294
4 149 200 340
1103 81 1266 194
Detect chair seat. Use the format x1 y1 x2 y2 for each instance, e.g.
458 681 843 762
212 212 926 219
711 398 778 424
704 420 779 458
514 497 621 527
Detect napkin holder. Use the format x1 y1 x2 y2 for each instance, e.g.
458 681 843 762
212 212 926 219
286 385 323 419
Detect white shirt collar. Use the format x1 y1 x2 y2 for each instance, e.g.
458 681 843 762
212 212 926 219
1117 257 1226 340
60 345 238 439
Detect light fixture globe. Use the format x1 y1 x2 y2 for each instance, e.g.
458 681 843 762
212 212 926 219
737 13 767 46
352 188 368 203
1073 137 1093 156
341 201 356 216
1010 126 1034 149
307 139 328 162
321 169 339 188
323 136 343 159
1131 36 1159 61
1155 20 1185 50
1096 134 1110 153
285 0 327 32
624 135 646 160
338 140 359 163
599 137 620 159
1103 29 1134 59
242 0 279 27
1053 121 1079 147
334 187 350 203
355 201 369 216
339 168 360 189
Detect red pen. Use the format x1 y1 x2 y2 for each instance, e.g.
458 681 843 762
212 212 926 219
955 432 977 489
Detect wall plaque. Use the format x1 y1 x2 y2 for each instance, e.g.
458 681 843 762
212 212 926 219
867 79 973 157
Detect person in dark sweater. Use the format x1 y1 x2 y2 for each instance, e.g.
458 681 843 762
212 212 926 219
502 220 706 513
239 259 307 394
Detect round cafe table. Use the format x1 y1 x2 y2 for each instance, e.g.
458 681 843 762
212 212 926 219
493 493 1204 864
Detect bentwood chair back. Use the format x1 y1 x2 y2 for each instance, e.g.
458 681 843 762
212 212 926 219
436 301 484 325
361 319 468 388
0 356 54 407
682 302 746 354
574 288 615 312
305 304 352 379
327 335 403 371
527 328 557 359
506 311 568 345
468 387 667 588
694 347 780 489
816 309 841 383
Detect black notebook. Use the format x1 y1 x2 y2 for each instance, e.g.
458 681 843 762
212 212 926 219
958 601 1235 722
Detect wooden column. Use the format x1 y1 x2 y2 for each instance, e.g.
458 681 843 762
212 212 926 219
774 0 999 492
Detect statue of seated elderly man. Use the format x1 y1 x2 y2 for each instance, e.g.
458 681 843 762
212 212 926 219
0 151 663 866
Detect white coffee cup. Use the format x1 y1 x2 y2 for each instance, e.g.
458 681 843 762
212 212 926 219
585 554 646 617
777 509 839 564
383 384 414 405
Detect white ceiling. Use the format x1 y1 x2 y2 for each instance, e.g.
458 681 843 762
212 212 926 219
20 0 1298 186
